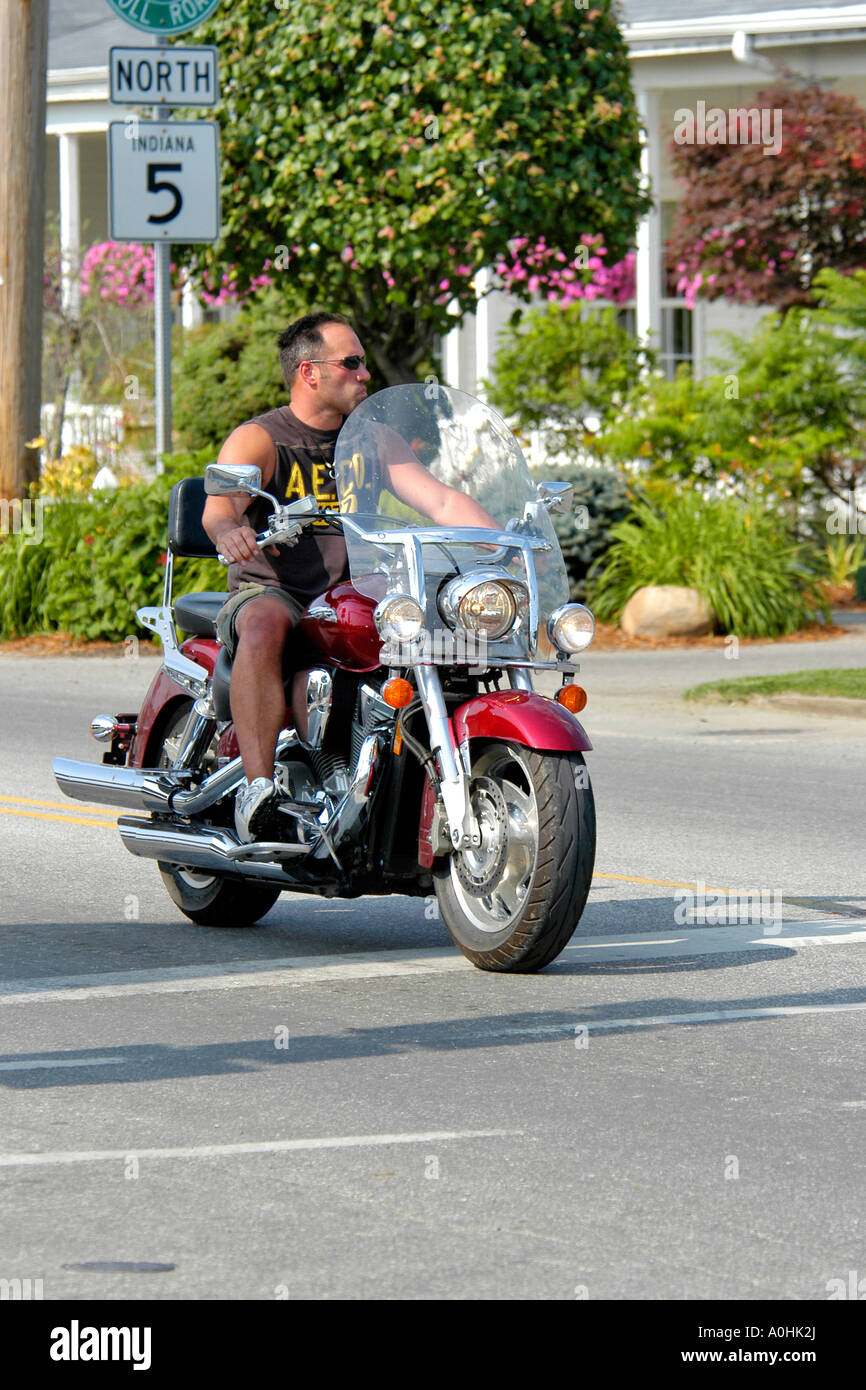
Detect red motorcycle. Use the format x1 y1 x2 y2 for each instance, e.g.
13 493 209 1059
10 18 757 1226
54 386 596 972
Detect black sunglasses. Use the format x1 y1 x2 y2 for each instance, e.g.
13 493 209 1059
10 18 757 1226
307 355 366 371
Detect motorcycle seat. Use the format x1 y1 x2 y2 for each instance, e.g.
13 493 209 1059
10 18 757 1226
173 591 229 638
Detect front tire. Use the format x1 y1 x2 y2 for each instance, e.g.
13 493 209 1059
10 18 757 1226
154 701 281 928
433 742 595 972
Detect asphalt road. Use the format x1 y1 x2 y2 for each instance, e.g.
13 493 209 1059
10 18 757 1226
1 631 865 1301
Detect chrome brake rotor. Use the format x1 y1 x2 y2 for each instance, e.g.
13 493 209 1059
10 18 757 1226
454 776 509 897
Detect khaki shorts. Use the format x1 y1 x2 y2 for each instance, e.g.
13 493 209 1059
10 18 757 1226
215 582 304 659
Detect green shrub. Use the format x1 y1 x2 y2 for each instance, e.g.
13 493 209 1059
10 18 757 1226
486 303 649 459
0 449 224 643
173 290 303 453
588 486 829 637
533 462 630 601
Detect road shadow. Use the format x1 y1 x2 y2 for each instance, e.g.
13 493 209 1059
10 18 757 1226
3 982 865 1089
2 889 856 987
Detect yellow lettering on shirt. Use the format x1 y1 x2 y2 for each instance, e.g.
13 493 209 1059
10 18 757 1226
284 461 305 501
312 464 337 506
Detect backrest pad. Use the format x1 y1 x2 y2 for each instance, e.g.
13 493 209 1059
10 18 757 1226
167 477 218 558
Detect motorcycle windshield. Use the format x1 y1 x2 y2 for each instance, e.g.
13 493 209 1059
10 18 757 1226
333 385 569 624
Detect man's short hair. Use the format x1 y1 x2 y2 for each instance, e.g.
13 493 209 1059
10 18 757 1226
278 312 351 388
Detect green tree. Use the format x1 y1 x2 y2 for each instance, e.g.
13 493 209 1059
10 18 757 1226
189 0 649 383
667 84 866 311
172 290 301 452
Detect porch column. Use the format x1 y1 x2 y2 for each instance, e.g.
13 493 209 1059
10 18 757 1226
634 88 662 353
58 130 80 317
473 265 491 397
441 302 462 388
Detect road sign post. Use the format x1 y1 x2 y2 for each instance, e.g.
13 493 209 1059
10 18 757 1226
154 34 172 474
107 4 222 472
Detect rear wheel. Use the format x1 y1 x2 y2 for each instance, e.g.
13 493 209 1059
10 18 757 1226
433 741 595 972
154 701 281 928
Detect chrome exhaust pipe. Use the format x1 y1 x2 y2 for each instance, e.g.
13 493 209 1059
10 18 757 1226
53 731 298 816
54 759 175 812
117 817 298 883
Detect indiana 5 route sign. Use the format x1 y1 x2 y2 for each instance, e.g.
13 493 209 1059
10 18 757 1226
106 0 222 37
108 121 220 241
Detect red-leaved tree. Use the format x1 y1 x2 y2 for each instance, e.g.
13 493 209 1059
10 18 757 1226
667 84 866 311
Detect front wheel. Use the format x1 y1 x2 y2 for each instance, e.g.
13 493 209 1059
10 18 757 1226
433 742 595 972
154 700 281 928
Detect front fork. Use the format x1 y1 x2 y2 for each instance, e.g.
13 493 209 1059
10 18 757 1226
413 665 533 851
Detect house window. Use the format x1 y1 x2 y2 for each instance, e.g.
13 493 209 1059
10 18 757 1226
659 201 692 377
660 301 692 378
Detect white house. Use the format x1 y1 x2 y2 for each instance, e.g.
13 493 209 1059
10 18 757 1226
45 0 866 401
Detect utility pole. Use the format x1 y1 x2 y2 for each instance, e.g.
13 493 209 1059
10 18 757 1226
0 0 48 499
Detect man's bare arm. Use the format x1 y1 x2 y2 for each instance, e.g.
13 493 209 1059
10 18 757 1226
386 458 499 529
202 422 278 565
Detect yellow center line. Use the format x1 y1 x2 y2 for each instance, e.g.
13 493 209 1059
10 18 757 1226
593 871 729 893
0 805 856 918
0 807 117 829
0 794 120 818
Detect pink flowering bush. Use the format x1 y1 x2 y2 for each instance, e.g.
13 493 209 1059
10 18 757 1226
79 242 155 309
199 261 274 306
495 234 635 306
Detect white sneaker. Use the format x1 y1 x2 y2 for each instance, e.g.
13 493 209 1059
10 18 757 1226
234 777 277 842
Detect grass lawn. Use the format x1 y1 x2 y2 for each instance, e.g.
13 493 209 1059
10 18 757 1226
684 668 866 703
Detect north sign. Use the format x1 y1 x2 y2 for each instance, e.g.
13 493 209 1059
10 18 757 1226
110 46 219 106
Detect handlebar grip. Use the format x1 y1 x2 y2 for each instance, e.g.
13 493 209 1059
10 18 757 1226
216 530 275 567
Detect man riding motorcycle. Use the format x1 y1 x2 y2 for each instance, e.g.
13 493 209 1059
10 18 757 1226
202 311 497 841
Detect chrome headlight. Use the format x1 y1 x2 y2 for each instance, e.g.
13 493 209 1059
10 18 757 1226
548 603 596 654
373 594 425 643
438 571 524 641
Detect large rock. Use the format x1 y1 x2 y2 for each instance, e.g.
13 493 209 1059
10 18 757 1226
621 585 714 638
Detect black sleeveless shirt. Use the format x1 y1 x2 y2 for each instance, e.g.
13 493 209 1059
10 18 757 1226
228 405 350 608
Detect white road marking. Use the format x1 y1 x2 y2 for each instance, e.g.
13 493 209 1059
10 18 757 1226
482 1000 866 1039
0 921 863 1007
0 948 467 1004
0 1128 518 1169
0 1056 127 1071
562 923 866 959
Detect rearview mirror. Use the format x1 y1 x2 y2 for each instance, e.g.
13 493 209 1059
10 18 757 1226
205 464 263 496
536 480 574 515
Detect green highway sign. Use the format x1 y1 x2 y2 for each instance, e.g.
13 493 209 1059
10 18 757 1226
105 0 221 37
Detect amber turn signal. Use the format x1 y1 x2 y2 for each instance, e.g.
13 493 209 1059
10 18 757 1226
382 677 414 709
556 684 587 713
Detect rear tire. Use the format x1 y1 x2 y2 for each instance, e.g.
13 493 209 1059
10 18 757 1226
157 864 281 928
154 701 281 928
433 742 595 972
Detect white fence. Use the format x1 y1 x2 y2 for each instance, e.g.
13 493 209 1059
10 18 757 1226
39 402 126 463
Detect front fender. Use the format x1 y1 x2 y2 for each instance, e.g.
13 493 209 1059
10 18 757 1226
417 689 591 867
451 689 592 753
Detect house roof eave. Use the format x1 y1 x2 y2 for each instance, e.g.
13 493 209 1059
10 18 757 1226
626 3 866 57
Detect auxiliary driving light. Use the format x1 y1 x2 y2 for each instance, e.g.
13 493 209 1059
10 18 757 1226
373 594 425 643
547 603 596 655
